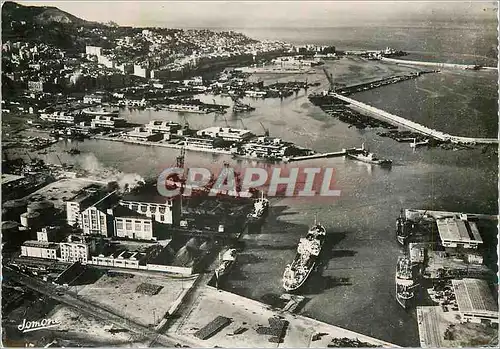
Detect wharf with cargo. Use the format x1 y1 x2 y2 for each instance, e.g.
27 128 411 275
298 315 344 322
392 208 498 347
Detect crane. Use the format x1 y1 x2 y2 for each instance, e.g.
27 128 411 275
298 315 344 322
322 66 335 91
259 122 270 137
238 118 247 130
222 114 229 127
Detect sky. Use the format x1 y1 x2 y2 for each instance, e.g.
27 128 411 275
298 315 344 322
18 1 499 28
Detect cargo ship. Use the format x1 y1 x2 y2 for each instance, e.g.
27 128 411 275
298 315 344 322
346 144 392 166
395 255 416 309
282 219 326 292
215 249 237 282
247 192 270 221
82 107 119 117
396 212 412 245
165 104 210 114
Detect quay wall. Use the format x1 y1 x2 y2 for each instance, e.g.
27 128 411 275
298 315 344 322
381 57 497 70
333 93 498 144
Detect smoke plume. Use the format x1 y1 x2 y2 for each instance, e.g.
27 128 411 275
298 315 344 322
77 154 145 193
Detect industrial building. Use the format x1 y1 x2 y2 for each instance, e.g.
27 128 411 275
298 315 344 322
436 218 483 249
125 127 163 142
65 185 109 227
120 184 181 226
59 235 95 263
144 120 183 135
196 126 254 142
21 240 59 259
113 205 155 240
451 279 498 324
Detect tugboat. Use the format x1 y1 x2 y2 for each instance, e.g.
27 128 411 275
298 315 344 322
395 255 416 309
247 192 270 222
233 100 255 113
282 218 326 292
346 144 392 167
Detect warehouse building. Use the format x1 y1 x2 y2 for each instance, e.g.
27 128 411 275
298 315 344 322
452 278 498 324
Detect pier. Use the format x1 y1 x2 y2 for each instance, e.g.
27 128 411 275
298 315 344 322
381 57 498 71
287 146 364 162
331 93 499 145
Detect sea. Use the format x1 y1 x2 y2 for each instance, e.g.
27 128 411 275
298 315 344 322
17 26 499 347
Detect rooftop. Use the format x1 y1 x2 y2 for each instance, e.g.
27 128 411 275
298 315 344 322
121 183 175 204
23 240 58 249
436 218 483 244
113 204 152 219
452 279 498 315
197 126 254 138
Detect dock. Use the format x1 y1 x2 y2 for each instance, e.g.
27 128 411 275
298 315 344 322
332 93 499 145
404 208 498 221
287 146 364 162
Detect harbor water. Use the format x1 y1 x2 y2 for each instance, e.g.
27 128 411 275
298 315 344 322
20 39 498 347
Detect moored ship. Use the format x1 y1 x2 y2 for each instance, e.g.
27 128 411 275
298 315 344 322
82 107 119 117
166 103 210 114
282 219 326 292
215 249 237 282
395 255 416 309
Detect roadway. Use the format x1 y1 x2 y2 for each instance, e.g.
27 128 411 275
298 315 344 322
332 93 499 145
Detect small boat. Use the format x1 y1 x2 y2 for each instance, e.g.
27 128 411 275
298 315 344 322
346 144 392 166
247 192 270 221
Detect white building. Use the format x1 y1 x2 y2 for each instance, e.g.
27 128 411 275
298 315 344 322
97 55 115 69
120 184 181 225
85 45 102 56
113 205 154 240
37 227 58 242
83 94 105 104
65 187 108 227
144 120 182 134
436 218 483 249
125 127 163 142
133 64 149 78
91 115 126 129
452 279 498 324
21 241 58 259
196 126 254 142
59 235 94 263
92 250 145 269
81 206 113 236
40 112 84 124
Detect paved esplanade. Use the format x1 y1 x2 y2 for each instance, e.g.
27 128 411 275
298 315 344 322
332 93 499 145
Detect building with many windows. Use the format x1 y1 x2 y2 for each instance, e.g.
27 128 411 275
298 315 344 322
120 183 181 226
113 205 154 240
59 235 95 263
21 240 59 259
